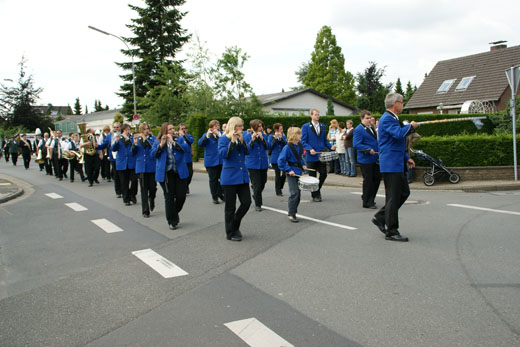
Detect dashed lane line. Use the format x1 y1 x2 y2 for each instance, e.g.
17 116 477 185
91 219 123 233
65 202 88 211
447 203 520 216
132 249 188 278
262 205 357 230
45 193 63 199
225 317 294 347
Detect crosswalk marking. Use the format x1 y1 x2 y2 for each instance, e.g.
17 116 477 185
132 249 188 278
91 219 123 233
447 204 520 216
45 193 63 199
225 317 294 347
65 202 88 211
262 205 357 230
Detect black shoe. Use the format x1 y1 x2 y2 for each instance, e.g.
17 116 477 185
186 187 190 195
70 180 74 183
81 177 87 182
385 233 409 242
276 192 283 196
143 214 150 218
288 215 299 223
229 230 242 241
169 223 177 230
107 179 112 182
150 200 155 211
312 197 322 202
255 206 262 212
88 182 93 187
59 177 63 181
213 199 220 204
131 197 137 204
116 194 122 198
364 204 377 209
94 179 100 184
125 202 131 206
371 218 386 234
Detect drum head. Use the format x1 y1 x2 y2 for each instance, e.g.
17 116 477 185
299 176 319 184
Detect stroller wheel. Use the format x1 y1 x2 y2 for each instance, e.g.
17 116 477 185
423 173 435 186
449 173 460 184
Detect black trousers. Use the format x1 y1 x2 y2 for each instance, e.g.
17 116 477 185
52 155 62 178
359 162 381 207
206 165 223 200
84 154 100 184
101 156 111 179
60 158 68 178
118 169 137 203
306 160 327 198
4 150 10 162
44 157 52 175
159 170 187 225
22 152 31 169
248 168 267 207
186 162 193 191
223 183 251 238
69 158 85 181
272 163 286 195
10 153 18 166
374 172 410 235
111 161 122 195
139 172 157 216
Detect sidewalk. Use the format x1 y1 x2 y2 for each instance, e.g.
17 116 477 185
192 161 520 193
0 175 24 203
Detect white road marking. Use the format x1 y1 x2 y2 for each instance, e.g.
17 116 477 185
45 193 63 199
225 317 294 347
132 249 188 278
65 202 88 211
262 205 357 230
0 183 11 186
447 204 520 216
351 192 385 198
91 219 123 233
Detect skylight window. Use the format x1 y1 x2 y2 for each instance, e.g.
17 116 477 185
436 79 456 94
455 76 475 91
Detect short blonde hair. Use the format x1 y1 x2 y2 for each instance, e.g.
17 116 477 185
286 127 301 143
330 119 338 129
225 117 244 139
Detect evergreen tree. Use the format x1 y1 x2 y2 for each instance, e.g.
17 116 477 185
294 62 309 89
304 26 356 106
0 56 51 130
117 0 190 119
85 105 89 114
74 97 82 115
404 81 415 104
356 61 392 113
326 98 335 115
395 78 404 95
94 100 104 112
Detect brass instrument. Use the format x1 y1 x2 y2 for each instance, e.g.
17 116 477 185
111 131 120 160
46 127 54 159
62 150 75 160
35 138 44 164
77 122 96 156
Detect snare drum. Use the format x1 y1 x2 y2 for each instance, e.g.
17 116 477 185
319 151 339 162
298 176 319 192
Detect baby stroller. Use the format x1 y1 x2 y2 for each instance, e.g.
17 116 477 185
411 149 460 186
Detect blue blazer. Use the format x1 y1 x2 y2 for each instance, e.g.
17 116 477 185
151 137 189 182
218 135 249 186
244 132 270 170
98 132 117 162
301 122 332 162
181 134 194 164
111 136 136 171
277 143 304 176
198 133 222 168
353 124 379 164
268 134 287 165
378 111 412 173
133 135 156 174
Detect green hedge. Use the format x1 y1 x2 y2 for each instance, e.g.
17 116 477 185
413 134 519 167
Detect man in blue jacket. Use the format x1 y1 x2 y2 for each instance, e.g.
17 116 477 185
353 110 380 209
301 108 335 202
372 93 419 242
97 122 122 198
133 123 156 218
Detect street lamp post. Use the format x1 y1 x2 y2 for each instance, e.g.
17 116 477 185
88 25 137 117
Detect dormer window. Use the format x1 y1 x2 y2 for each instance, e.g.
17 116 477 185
436 79 456 94
455 76 475 91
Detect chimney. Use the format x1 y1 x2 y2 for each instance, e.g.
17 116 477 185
489 40 508 51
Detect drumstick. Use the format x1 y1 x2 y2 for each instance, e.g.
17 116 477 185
306 168 316 171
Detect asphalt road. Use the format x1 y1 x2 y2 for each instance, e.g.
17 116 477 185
0 161 519 347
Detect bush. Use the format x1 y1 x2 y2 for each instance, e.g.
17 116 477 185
413 134 519 167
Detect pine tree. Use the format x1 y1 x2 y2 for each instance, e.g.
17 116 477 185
304 26 356 106
94 100 103 112
85 105 89 114
404 81 415 104
118 0 190 119
74 97 82 115
395 78 404 95
356 62 392 113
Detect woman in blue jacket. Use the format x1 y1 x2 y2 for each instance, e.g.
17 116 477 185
218 116 251 241
133 122 156 218
268 123 287 196
197 119 224 204
244 119 270 211
151 122 190 230
110 124 137 206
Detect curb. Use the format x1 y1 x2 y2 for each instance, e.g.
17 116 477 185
0 187 24 204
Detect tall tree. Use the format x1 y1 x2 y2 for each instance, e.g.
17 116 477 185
395 78 404 95
404 81 416 104
326 98 335 115
74 97 82 115
294 61 309 90
356 61 392 113
118 0 190 119
0 56 50 130
304 26 356 106
85 105 89 114
94 99 104 112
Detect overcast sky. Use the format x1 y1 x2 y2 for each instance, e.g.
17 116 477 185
1 0 518 112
